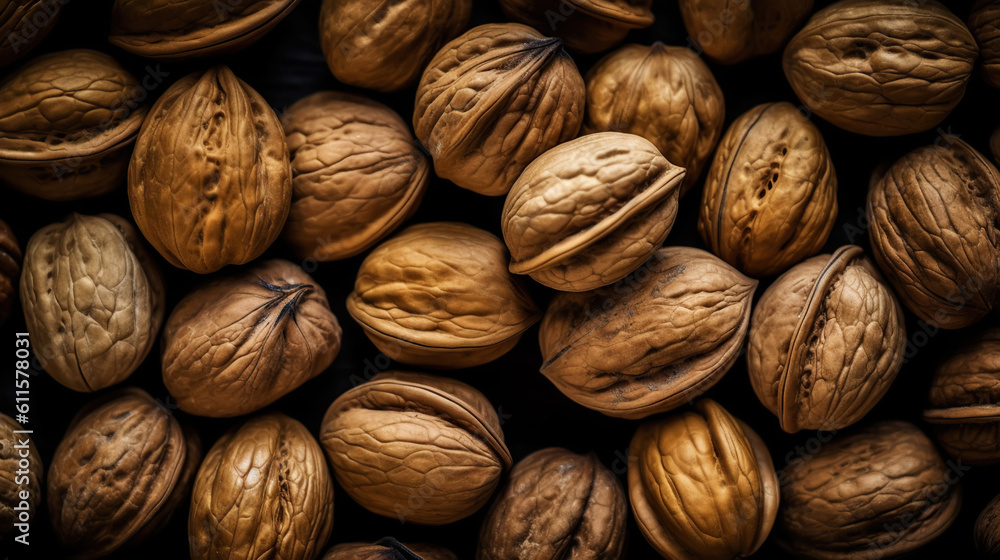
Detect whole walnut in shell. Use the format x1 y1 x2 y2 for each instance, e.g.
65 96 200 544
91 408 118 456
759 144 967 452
977 491 1000 557
0 413 41 542
583 43 723 196
502 132 684 292
414 23 585 196
0 219 20 325
0 0 61 66
784 0 978 136
698 102 837 277
324 539 457 560
539 246 756 419
281 92 429 261
748 246 906 433
478 447 627 560
320 371 512 525
498 0 653 54
20 213 164 392
162 259 341 418
680 0 813 64
319 0 471 92
128 66 291 274
970 0 1000 89
867 137 1000 329
0 49 147 201
629 399 778 560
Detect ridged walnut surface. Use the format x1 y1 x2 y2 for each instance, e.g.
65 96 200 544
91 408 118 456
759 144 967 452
0 219 20 324
498 0 653 54
0 413 41 541
679 0 813 64
977 491 1000 557
323 540 458 560
971 1 1000 89
0 0 61 66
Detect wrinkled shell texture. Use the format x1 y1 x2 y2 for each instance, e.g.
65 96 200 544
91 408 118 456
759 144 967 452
628 399 778 560
128 66 292 274
162 259 341 418
20 213 164 392
867 138 1000 330
679 0 813 64
319 0 472 92
478 447 626 560
698 102 837 277
414 23 585 196
977 491 1000 557
47 388 190 559
783 0 977 136
324 541 458 560
0 0 61 66
347 222 539 368
498 0 654 54
502 132 684 292
0 413 41 540
539 246 756 419
748 246 905 433
0 219 20 324
970 0 1000 88
189 413 334 560
320 371 512 525
778 421 961 560
281 91 429 261
583 43 723 195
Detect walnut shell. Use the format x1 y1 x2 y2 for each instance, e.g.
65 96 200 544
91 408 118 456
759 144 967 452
347 222 539 369
128 66 292 274
320 371 512 525
628 399 778 560
319 0 471 92
0 413 41 542
583 43 723 196
498 0 653 54
0 49 147 201
977 491 1000 557
783 0 978 136
20 213 164 392
162 259 341 418
971 0 1000 89
502 132 684 292
281 92 429 261
539 246 756 419
777 421 961 560
0 0 61 66
414 23 585 196
680 0 813 64
0 219 21 325
748 245 906 433
867 137 1000 329
698 102 837 277
477 447 626 560
323 539 457 560
188 412 334 560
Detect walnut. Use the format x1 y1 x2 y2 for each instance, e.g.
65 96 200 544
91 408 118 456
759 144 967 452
323 539 457 560
977 491 1000 557
497 0 653 54
680 0 813 64
971 0 1000 89
0 219 20 325
0 0 62 66
0 413 41 542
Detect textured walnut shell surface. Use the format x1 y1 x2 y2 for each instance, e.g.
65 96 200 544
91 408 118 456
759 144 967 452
320 371 512 525
128 66 292 274
783 0 977 136
0 0 61 66
977 491 1000 557
0 219 20 324
188 412 334 560
498 0 653 54
478 447 626 560
698 102 837 277
162 259 341 418
109 0 300 59
323 540 458 560
777 421 961 560
628 399 778 560
281 92 429 261
319 0 471 92
867 137 1000 330
748 246 905 433
680 0 813 64
971 0 1000 88
20 213 165 392
539 246 756 419
502 132 684 292
0 413 41 541
413 23 585 196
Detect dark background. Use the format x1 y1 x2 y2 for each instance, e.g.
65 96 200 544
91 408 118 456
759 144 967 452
2 0 997 558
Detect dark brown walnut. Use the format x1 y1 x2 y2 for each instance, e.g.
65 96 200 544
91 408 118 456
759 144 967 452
698 102 837 277
478 447 627 560
777 421 961 559
0 219 20 324
748 246 906 433
498 0 653 54
583 43 723 196
539 246 756 419
128 66 292 274
0 413 41 542
109 0 300 59
20 213 165 392
48 388 199 560
0 0 61 66
323 540 458 560
0 49 147 201
347 222 539 369
162 259 341 418
977 491 1000 557
320 371 512 525
414 23 585 196
784 0 977 136
971 1 1000 89
189 412 334 560
281 92 429 261
867 137 1000 329
319 0 472 92
502 132 684 292
680 0 813 64
628 399 778 560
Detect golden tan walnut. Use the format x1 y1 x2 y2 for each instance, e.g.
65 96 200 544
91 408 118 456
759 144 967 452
0 219 20 325
971 0 1000 88
323 539 457 560
497 0 653 54
0 413 41 542
679 0 813 64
